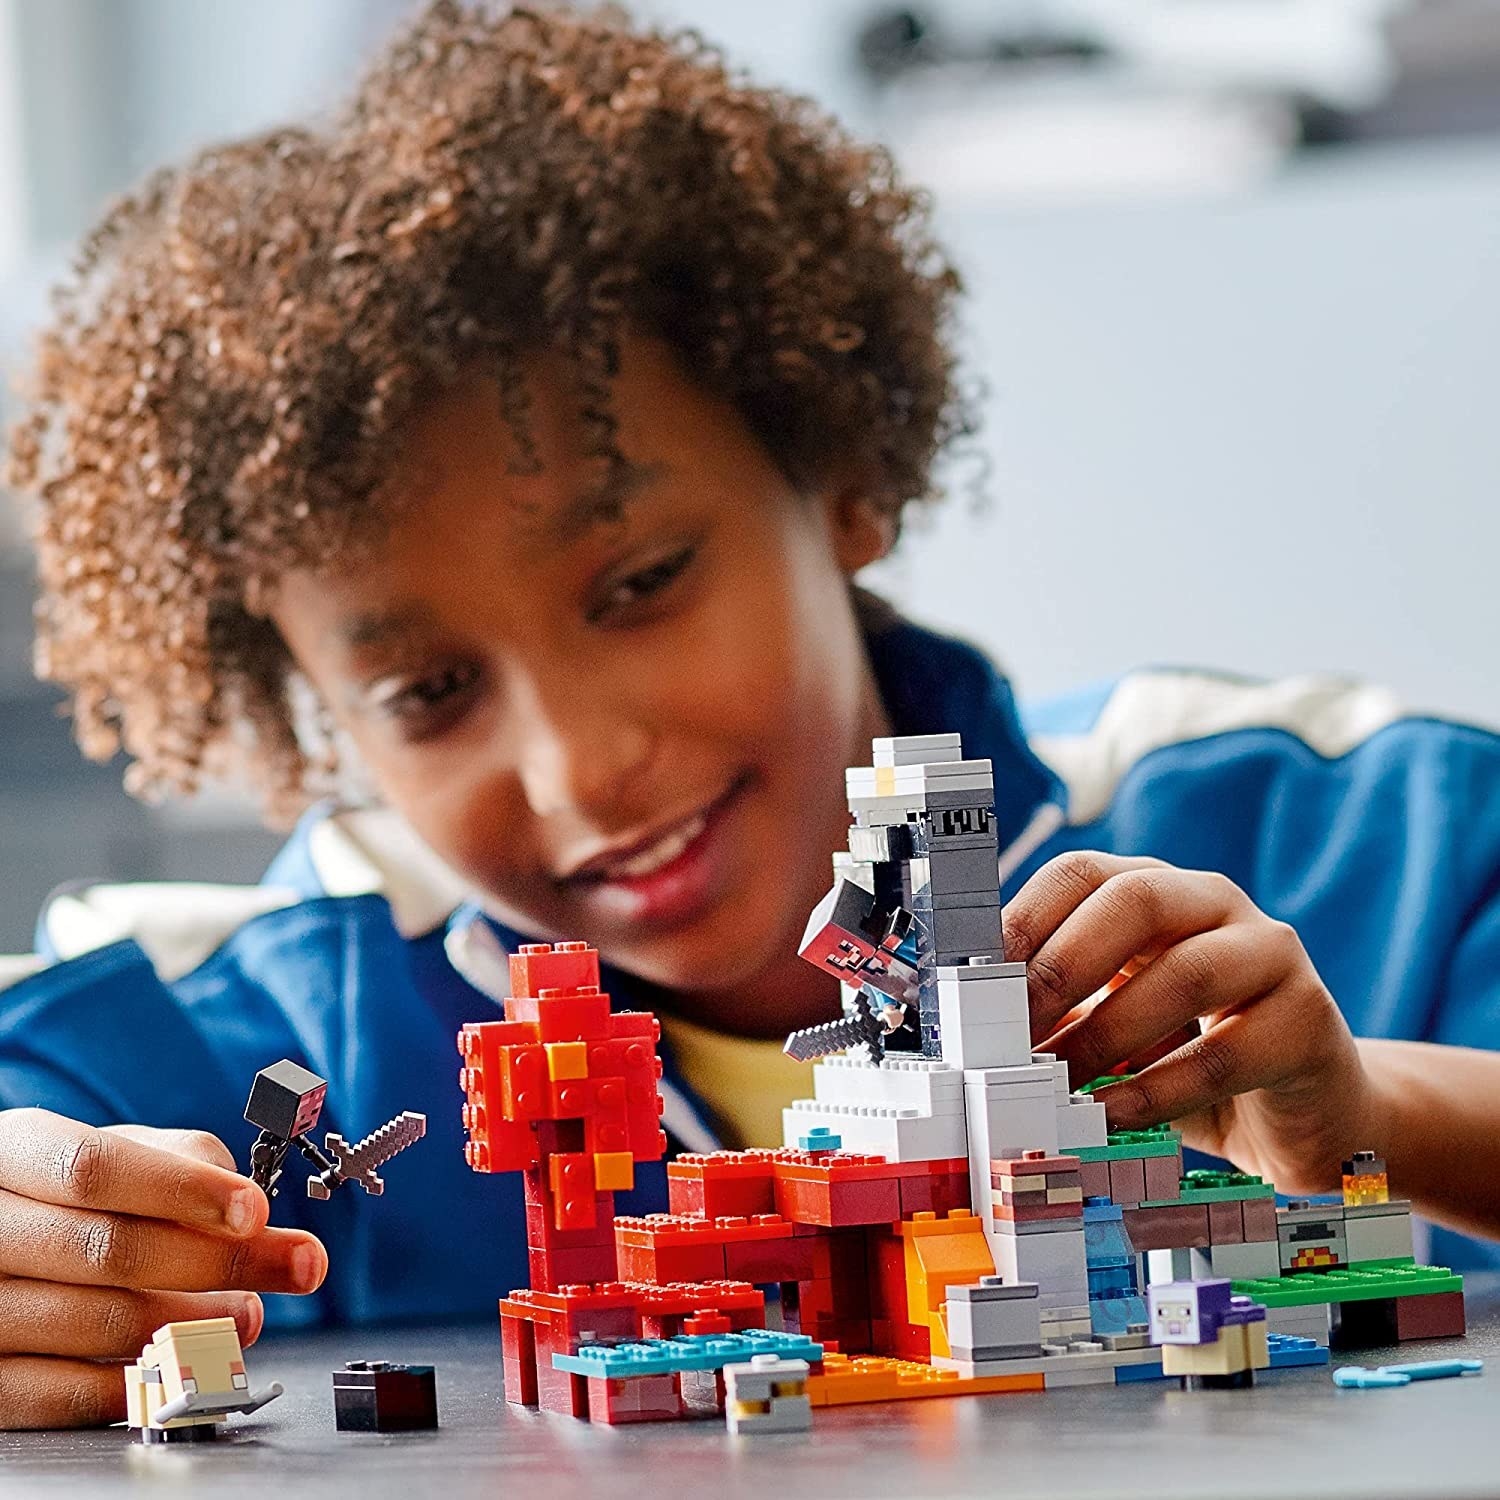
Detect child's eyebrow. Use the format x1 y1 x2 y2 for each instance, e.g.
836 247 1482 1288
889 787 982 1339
329 602 439 652
546 460 668 542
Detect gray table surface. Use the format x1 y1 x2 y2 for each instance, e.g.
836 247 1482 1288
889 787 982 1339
5 1278 1498 1500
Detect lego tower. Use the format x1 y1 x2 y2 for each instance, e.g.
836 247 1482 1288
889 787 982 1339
784 733 1107 1345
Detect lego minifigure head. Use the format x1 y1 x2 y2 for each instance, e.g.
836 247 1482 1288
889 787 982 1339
1149 1279 1233 1346
245 1059 327 1141
14 4 966 1031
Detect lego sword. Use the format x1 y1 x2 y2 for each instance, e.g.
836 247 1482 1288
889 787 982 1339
307 1110 428 1200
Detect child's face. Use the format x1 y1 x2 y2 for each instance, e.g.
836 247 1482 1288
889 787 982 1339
270 337 892 1001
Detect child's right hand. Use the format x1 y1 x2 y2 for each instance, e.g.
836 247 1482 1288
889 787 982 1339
0 1108 328 1429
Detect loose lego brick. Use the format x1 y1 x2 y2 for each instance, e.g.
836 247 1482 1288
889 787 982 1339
332 1362 438 1433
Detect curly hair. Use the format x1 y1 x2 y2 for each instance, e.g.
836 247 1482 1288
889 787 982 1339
7 0 971 823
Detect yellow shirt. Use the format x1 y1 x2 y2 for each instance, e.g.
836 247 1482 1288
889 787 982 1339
659 1012 814 1150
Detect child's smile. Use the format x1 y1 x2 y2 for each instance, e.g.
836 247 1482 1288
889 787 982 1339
269 335 895 1032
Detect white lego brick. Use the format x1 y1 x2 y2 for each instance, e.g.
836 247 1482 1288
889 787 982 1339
940 960 1027 983
936 969 1029 1024
946 1285 1043 1354
726 1394 813 1436
1038 1317 1096 1342
830 853 876 893
1146 1248 1196 1285
939 1016 1033 1072
1264 1304 1331 1340
1197 1240 1283 1281
962 1062 1057 1089
1055 1097 1108 1151
870 733 964 766
1041 1361 1118 1387
806 1054 963 1113
990 1227 1088 1306
965 1083 1060 1222
781 1101 967 1161
1343 1207 1414 1265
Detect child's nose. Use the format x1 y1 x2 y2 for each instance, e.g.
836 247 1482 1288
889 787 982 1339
509 684 656 822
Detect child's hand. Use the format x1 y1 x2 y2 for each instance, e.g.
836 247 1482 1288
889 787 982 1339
1002 852 1370 1196
0 1109 327 1429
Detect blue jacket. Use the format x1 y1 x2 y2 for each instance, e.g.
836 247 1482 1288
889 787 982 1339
2 611 1498 1325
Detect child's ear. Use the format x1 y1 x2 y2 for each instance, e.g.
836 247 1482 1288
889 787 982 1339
825 476 898 577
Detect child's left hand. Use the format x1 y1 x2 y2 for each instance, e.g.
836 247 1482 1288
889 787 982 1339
1001 851 1370 1196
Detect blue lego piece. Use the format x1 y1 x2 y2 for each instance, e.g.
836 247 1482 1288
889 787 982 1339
551 1329 823 1381
797 1127 841 1152
1115 1360 1166 1384
1082 1199 1124 1222
1333 1358 1481 1389
1266 1333 1331 1369
1090 1294 1150 1339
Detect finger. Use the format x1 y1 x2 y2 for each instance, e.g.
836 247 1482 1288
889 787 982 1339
0 1280 263 1359
1090 999 1290 1133
1019 863 1251 1039
0 1190 326 1294
0 1110 265 1236
1002 852 1169 964
106 1123 238 1173
1044 926 1289 1087
0 1355 128 1429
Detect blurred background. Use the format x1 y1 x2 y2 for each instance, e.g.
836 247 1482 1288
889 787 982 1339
0 0 1497 952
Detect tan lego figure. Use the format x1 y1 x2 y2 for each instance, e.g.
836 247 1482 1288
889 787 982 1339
124 1317 282 1443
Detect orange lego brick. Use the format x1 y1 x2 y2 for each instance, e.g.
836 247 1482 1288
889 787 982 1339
805 1352 1043 1407
593 1151 635 1192
546 1041 589 1081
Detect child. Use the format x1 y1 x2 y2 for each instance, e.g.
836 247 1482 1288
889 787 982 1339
2 2 1498 1430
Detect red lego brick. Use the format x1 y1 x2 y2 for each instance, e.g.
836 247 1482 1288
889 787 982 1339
1240 1197 1277 1242
899 1164 971 1217
506 988 614 1043
990 1152 1082 1178
508 941 601 998
1207 1199 1245 1245
1079 1158 1113 1200
536 1357 590 1418
1122 1202 1212 1251
500 1311 539 1407
1393 1290 1466 1341
682 1310 732 1337
547 1153 601 1231
724 1232 819 1284
586 1372 684 1425
1107 1157 1147 1207
990 1201 1084 1226
668 1152 780 1219
773 1166 902 1228
541 1245 620 1285
1143 1154 1183 1203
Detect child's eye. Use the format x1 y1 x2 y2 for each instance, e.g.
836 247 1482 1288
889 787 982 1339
370 663 481 729
589 543 698 624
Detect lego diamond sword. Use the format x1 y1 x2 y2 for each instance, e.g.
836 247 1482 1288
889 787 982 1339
307 1111 427 1200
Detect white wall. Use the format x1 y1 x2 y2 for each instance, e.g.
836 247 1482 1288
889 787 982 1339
869 137 1500 727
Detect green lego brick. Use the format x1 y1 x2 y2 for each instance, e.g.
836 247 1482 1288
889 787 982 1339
1230 1264 1464 1309
1346 1256 1421 1272
1077 1074 1135 1096
1071 1133 1183 1164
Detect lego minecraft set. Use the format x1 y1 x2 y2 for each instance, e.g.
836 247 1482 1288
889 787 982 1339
125 731 1469 1441
455 733 1466 1425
